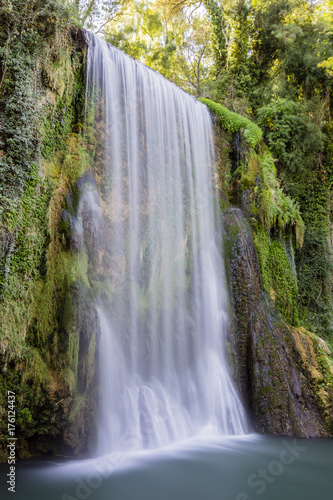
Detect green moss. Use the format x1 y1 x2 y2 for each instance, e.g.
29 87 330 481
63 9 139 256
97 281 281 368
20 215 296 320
41 48 86 165
255 229 299 325
259 385 274 396
199 97 263 147
69 393 87 423
0 13 92 460
68 322 80 385
62 134 90 182
0 169 51 357
0 1 72 215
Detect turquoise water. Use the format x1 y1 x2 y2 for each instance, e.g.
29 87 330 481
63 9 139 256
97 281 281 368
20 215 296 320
1 435 332 499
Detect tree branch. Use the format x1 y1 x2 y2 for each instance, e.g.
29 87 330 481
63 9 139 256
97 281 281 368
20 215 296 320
94 10 122 34
81 0 96 25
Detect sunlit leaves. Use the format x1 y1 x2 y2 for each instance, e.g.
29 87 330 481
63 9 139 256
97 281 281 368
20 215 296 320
105 0 213 95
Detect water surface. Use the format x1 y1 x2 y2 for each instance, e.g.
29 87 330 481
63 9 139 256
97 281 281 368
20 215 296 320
1 435 332 500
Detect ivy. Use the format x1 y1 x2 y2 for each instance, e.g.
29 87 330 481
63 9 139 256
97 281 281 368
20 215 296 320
203 0 227 72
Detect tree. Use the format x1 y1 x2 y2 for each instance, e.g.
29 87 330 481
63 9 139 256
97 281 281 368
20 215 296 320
317 0 333 76
105 0 213 95
70 0 128 32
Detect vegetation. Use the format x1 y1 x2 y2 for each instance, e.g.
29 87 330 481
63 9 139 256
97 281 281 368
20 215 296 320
199 98 262 147
143 0 333 342
102 0 213 93
0 0 98 460
1 0 333 458
70 0 130 32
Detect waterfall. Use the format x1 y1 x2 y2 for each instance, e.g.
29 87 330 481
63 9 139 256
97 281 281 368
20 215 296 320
84 32 247 456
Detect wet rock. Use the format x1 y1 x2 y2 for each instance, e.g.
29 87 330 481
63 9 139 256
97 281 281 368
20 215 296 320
71 27 88 52
56 275 99 456
224 207 333 437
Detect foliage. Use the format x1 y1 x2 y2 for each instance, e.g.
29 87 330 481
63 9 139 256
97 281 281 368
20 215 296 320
257 98 325 183
232 145 304 323
200 97 262 147
257 99 299 162
203 0 227 72
318 57 333 77
0 0 72 214
255 229 299 325
243 0 332 339
294 125 333 338
250 3 333 339
0 363 67 460
0 59 41 215
0 0 93 461
72 0 129 32
104 0 213 95
0 169 51 357
256 151 305 246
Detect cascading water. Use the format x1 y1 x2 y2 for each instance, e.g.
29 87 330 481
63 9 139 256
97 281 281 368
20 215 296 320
84 32 247 456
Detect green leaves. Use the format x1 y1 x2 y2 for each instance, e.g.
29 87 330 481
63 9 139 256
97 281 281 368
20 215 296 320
257 98 300 162
258 151 305 246
105 0 213 95
318 56 333 77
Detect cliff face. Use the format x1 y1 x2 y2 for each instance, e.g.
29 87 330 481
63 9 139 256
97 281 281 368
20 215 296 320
209 99 333 437
0 25 99 461
224 208 333 437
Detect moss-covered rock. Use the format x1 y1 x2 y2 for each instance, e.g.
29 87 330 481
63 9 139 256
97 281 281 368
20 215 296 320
224 207 333 437
200 98 263 147
0 22 100 462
